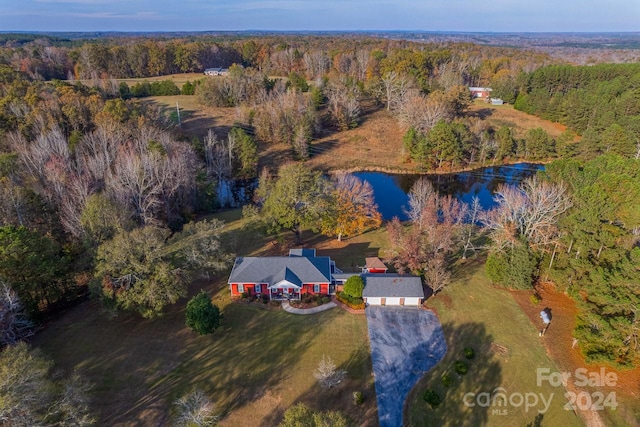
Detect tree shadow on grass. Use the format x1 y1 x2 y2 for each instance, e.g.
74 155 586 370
449 250 489 287
259 342 379 427
149 304 338 423
405 321 503 427
35 291 336 426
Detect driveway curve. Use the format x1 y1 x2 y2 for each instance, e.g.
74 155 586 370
366 306 446 427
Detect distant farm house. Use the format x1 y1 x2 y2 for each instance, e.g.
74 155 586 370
204 67 229 76
469 87 492 99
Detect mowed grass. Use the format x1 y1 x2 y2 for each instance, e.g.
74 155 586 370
33 210 377 426
469 100 568 140
405 257 583 427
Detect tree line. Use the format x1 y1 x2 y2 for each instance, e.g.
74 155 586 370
513 63 640 160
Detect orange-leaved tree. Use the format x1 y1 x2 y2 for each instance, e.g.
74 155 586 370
322 173 381 241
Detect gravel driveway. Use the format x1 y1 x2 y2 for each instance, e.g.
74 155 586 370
366 306 446 427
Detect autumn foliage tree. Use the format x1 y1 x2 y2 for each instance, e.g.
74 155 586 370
321 173 381 241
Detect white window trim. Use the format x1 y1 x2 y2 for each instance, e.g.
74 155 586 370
255 284 261 294
313 284 320 293
237 284 244 293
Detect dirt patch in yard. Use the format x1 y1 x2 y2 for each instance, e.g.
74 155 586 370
511 282 640 427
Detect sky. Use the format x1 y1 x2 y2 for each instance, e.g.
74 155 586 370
1 0 639 33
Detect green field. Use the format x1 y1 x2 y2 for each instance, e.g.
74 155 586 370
405 257 583 427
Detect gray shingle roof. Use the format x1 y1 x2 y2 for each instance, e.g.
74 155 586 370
289 248 317 257
362 274 424 298
228 256 332 287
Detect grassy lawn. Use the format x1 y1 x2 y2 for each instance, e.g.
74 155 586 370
32 211 377 426
468 100 568 140
405 257 584 427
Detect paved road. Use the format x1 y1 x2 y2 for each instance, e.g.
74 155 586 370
366 306 447 427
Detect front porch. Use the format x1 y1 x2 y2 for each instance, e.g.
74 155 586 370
269 288 301 301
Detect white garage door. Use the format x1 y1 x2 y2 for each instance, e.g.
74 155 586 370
366 297 382 305
404 297 421 306
386 297 402 306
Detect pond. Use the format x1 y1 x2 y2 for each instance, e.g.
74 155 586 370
353 163 544 221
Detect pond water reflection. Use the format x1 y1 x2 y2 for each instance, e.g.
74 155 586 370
354 163 544 220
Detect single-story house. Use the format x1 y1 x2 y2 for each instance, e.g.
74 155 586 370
469 87 492 99
362 274 424 307
362 257 388 274
204 67 229 76
229 249 424 307
228 249 340 300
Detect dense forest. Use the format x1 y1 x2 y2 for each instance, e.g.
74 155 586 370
514 63 640 159
0 32 639 424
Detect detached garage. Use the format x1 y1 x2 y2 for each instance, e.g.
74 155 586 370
362 275 425 307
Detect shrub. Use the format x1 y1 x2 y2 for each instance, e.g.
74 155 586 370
530 293 542 305
353 391 364 405
149 80 180 96
423 389 441 408
262 295 269 304
336 292 365 310
454 360 468 375
241 292 248 299
181 80 196 95
320 296 330 305
185 291 221 335
343 276 364 299
464 347 475 360
441 372 453 387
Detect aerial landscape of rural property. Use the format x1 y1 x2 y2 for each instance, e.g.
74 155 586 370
0 1 639 426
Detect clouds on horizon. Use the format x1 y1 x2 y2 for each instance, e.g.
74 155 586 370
1 0 639 32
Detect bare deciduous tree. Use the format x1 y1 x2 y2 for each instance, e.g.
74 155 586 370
303 50 330 80
355 50 370 82
180 219 232 279
0 281 35 347
386 217 427 274
381 71 419 112
325 77 361 131
173 389 219 427
405 177 437 230
57 371 95 426
398 92 452 133
314 355 346 389
424 254 451 295
461 196 483 259
482 176 572 250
